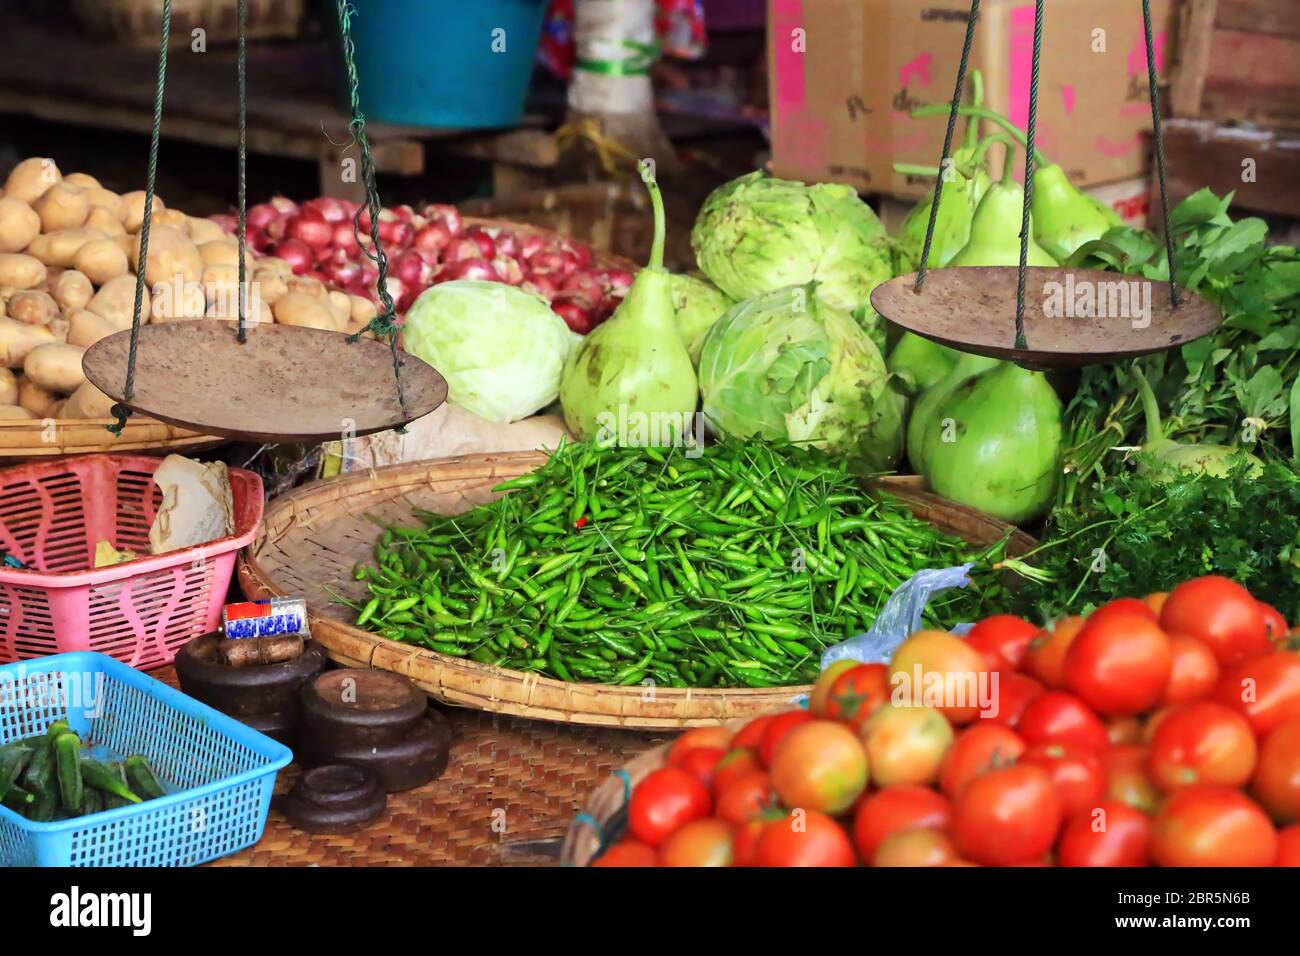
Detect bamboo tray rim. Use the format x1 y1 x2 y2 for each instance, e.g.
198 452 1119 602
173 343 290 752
237 451 1036 730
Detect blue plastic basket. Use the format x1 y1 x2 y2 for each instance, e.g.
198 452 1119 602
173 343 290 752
0 652 291 867
341 0 549 128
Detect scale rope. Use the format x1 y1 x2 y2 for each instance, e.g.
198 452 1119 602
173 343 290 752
109 0 411 436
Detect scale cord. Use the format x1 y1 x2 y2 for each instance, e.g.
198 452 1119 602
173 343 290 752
237 0 249 341
109 0 173 436
1013 0 1043 352
914 0 980 293
336 0 409 430
1142 0 1179 307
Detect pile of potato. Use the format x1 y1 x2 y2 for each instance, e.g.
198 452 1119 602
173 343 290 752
0 157 379 423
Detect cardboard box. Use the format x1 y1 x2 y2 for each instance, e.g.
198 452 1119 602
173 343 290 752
769 0 1178 197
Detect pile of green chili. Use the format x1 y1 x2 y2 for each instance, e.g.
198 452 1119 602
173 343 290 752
344 438 1012 688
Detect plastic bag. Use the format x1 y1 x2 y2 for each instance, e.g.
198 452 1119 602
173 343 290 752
820 564 976 671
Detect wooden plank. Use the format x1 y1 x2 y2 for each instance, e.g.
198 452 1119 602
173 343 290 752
1171 0 1217 118
1215 0 1300 38
1158 121 1300 218
445 129 561 169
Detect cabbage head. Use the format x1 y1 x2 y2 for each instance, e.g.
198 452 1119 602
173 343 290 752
691 172 894 338
670 274 734 367
404 280 579 423
698 283 904 470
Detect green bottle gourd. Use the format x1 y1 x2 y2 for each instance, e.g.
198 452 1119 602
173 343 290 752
922 362 1064 524
560 162 698 443
947 145 1057 268
1132 367 1264 481
907 352 1000 473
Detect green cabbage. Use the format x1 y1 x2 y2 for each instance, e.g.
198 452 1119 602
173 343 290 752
404 280 579 423
691 171 894 340
670 274 734 367
698 283 904 470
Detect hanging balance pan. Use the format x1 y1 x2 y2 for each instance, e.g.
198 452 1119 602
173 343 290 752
83 322 448 443
871 266 1222 371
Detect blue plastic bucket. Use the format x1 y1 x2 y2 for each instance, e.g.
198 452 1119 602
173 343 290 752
341 0 549 129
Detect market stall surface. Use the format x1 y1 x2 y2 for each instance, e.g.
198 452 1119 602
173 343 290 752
151 669 657 866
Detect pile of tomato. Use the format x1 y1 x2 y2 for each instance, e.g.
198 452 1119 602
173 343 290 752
593 575 1300 867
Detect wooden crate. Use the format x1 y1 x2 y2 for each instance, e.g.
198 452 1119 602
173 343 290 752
1170 0 1300 129
1155 119 1300 219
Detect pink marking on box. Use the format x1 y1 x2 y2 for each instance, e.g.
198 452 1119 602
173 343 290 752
771 0 808 121
1061 84 1076 114
898 52 933 88
1095 133 1142 157
1127 25 1168 76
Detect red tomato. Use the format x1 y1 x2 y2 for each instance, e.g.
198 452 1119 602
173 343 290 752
1017 691 1110 751
1260 602 1289 644
1276 825 1300 866
873 828 958 867
1105 745 1162 815
1063 611 1172 716
769 720 868 815
938 724 1027 799
964 615 1039 672
1163 634 1220 706
809 660 860 717
889 630 988 725
627 767 711 847
852 785 952 862
860 704 954 786
1057 800 1152 867
951 764 1063 866
715 770 776 826
658 818 735 867
1143 706 1176 744
1149 702 1258 791
1144 592 1169 615
1212 651 1300 737
667 727 732 767
1024 616 1086 688
1251 719 1300 824
823 663 891 728
712 748 763 798
1151 786 1278 867
732 715 775 751
981 672 1045 728
731 817 770 866
758 710 814 767
592 840 658 867
1021 743 1108 818
677 746 725 790
1107 716 1144 746
753 809 857 867
1159 575 1271 666
1087 597 1158 626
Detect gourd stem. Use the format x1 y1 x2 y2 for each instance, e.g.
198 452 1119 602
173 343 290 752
1131 366 1165 443
641 160 666 272
912 104 1050 166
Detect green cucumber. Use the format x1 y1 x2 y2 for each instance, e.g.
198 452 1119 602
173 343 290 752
20 739 56 802
124 756 166 801
2 782 36 811
28 788 56 822
80 760 141 805
0 744 33 803
54 732 83 811
42 720 70 741
79 787 103 817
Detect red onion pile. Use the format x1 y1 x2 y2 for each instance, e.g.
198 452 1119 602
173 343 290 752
212 198 632 334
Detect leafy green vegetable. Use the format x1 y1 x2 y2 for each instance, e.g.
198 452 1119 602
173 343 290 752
1010 460 1300 622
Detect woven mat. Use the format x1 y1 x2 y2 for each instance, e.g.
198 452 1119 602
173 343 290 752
152 668 662 866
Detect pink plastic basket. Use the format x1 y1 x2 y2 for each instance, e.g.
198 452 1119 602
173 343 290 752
0 455 263 670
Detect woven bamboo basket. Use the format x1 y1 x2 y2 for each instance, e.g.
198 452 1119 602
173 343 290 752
0 416 223 461
71 0 304 47
237 451 1036 730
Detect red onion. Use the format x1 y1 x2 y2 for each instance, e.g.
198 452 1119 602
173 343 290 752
287 216 334 249
528 249 571 278
392 249 433 288
518 233 546 261
393 204 416 223
491 256 524 285
332 222 361 253
323 258 362 287
377 219 413 246
412 221 452 256
600 268 635 296
444 237 482 263
441 258 496 282
522 274 558 299
551 297 593 335
301 197 348 224
421 204 462 235
266 217 290 241
493 232 520 258
272 238 314 275
561 271 604 308
247 228 272 253
247 203 279 231
464 227 496 260
383 275 406 304
412 247 441 268
565 241 594 271
270 196 299 216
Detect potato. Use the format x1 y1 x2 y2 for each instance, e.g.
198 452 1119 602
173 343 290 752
0 367 15 405
0 253 47 290
196 238 255 272
187 217 228 245
4 158 60 204
128 223 202 289
252 271 288 306
25 227 106 268
348 294 378 325
0 405 36 421
255 256 294 278
0 197 41 254
155 208 190 231
7 290 57 326
85 206 127 237
60 379 116 419
0 317 58 367
88 274 150 326
63 172 101 190
83 186 125 219
17 377 58 416
23 342 86 393
326 291 351 324
273 292 341 331
53 270 94 312
67 308 127 347
150 280 206 322
33 183 90 232
285 275 326 299
73 239 130 284
206 295 272 325
121 191 165 233
48 314 69 342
